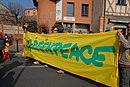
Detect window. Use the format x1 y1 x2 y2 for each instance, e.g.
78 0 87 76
117 0 126 5
82 4 88 16
75 24 88 29
28 11 30 14
33 10 36 15
66 2 74 16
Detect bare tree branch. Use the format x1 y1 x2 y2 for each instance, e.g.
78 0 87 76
7 2 24 25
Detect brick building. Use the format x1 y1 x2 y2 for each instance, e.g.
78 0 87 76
0 2 14 25
33 0 92 33
100 0 130 33
24 8 38 22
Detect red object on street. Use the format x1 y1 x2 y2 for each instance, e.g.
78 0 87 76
0 32 2 35
2 52 10 60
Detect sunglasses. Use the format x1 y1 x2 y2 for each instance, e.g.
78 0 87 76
54 30 57 31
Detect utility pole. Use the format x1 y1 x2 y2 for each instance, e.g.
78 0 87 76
16 23 20 52
103 0 106 32
1 21 4 33
17 23 20 35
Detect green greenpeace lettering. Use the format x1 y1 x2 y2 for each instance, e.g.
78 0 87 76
25 39 116 67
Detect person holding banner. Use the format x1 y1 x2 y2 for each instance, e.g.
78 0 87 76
51 27 64 74
118 23 130 87
52 27 58 34
23 23 31 61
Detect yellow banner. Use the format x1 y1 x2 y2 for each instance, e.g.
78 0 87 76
23 31 119 87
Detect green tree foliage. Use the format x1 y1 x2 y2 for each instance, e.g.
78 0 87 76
27 21 38 33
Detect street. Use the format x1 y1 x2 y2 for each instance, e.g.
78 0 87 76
0 45 109 87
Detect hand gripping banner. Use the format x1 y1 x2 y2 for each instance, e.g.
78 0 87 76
23 31 119 87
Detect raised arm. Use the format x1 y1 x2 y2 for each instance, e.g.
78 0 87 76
118 31 130 49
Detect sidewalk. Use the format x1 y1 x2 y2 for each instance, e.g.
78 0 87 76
9 45 24 57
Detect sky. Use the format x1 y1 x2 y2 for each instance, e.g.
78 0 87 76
0 0 35 9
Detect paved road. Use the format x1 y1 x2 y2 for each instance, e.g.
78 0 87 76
0 45 108 87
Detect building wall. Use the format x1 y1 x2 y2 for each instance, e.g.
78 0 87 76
106 0 130 16
24 8 38 22
35 0 92 33
25 8 37 16
0 24 23 34
38 0 56 33
92 0 103 32
99 0 130 32
0 3 14 25
61 0 92 33
61 0 92 24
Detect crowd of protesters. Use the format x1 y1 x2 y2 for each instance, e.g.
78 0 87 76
22 22 130 87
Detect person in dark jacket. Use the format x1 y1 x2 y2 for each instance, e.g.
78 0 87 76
0 32 5 59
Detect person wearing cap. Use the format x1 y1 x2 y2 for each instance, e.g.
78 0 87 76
118 23 130 87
